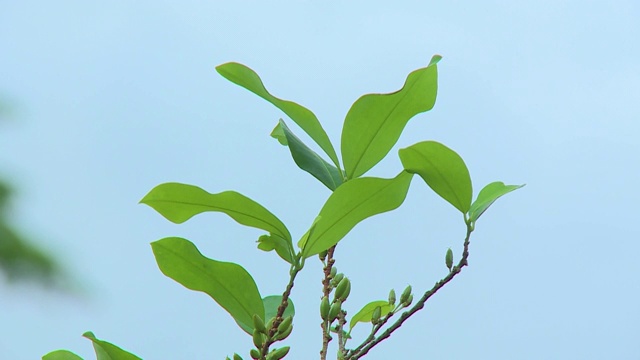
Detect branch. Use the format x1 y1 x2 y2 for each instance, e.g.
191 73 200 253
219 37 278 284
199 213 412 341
260 262 301 358
347 223 473 359
320 245 337 360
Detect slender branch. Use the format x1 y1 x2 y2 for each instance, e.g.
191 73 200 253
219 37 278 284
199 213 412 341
347 224 473 359
260 263 301 358
337 311 347 358
320 245 337 360
347 311 394 357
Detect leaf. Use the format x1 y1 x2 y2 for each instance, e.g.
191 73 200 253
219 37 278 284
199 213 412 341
256 233 294 264
296 215 321 250
141 183 291 241
341 55 441 179
399 141 472 213
42 350 84 360
271 119 343 191
301 171 413 258
263 295 296 322
349 301 393 330
216 62 340 167
469 182 525 223
82 332 141 360
151 237 265 335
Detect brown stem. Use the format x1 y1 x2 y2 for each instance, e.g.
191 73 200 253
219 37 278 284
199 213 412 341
320 245 337 360
260 265 300 358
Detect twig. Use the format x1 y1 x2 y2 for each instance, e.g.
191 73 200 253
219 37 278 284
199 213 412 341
346 223 473 359
337 311 347 358
260 264 301 358
320 245 337 360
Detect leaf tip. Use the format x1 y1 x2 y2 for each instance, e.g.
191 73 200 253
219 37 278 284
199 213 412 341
429 54 443 66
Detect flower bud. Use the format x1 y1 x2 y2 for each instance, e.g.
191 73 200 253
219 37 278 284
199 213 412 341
250 349 260 359
266 317 275 331
275 323 293 340
404 294 414 307
252 329 266 348
388 289 396 306
330 266 337 278
371 306 382 324
331 273 344 287
445 248 454 271
267 346 290 360
278 315 293 334
320 296 331 320
253 314 267 334
233 354 243 360
334 277 351 302
328 300 342 321
319 249 328 261
400 285 412 304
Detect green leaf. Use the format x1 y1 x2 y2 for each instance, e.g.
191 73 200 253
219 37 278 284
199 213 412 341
469 182 524 223
271 119 343 191
263 295 296 322
341 55 441 179
216 62 340 167
256 233 294 264
301 171 413 258
82 332 141 360
349 301 393 330
151 237 265 335
296 215 321 251
42 350 84 360
141 183 291 241
399 141 472 213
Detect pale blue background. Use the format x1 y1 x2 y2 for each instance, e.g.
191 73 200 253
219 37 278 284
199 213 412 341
1 1 639 359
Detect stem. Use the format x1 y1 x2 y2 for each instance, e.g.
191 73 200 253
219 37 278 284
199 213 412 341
320 245 337 360
337 311 347 358
346 223 473 359
260 262 302 358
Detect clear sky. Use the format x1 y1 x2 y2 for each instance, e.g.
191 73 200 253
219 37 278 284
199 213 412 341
1 1 639 359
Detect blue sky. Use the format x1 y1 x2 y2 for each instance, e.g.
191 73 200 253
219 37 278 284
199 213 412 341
1 1 639 359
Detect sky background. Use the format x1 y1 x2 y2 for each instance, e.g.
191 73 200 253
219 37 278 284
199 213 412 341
1 1 639 359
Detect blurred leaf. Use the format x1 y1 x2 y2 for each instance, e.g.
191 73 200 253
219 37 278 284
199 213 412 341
271 119 343 191
469 182 524 223
0 181 10 207
0 222 58 284
216 62 340 167
0 151 62 286
301 171 413 258
141 182 291 241
82 331 141 360
256 233 294 264
399 141 472 213
42 350 84 360
341 55 441 179
152 237 265 334
349 300 393 330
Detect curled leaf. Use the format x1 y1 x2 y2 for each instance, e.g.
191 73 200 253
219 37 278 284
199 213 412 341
271 119 343 190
